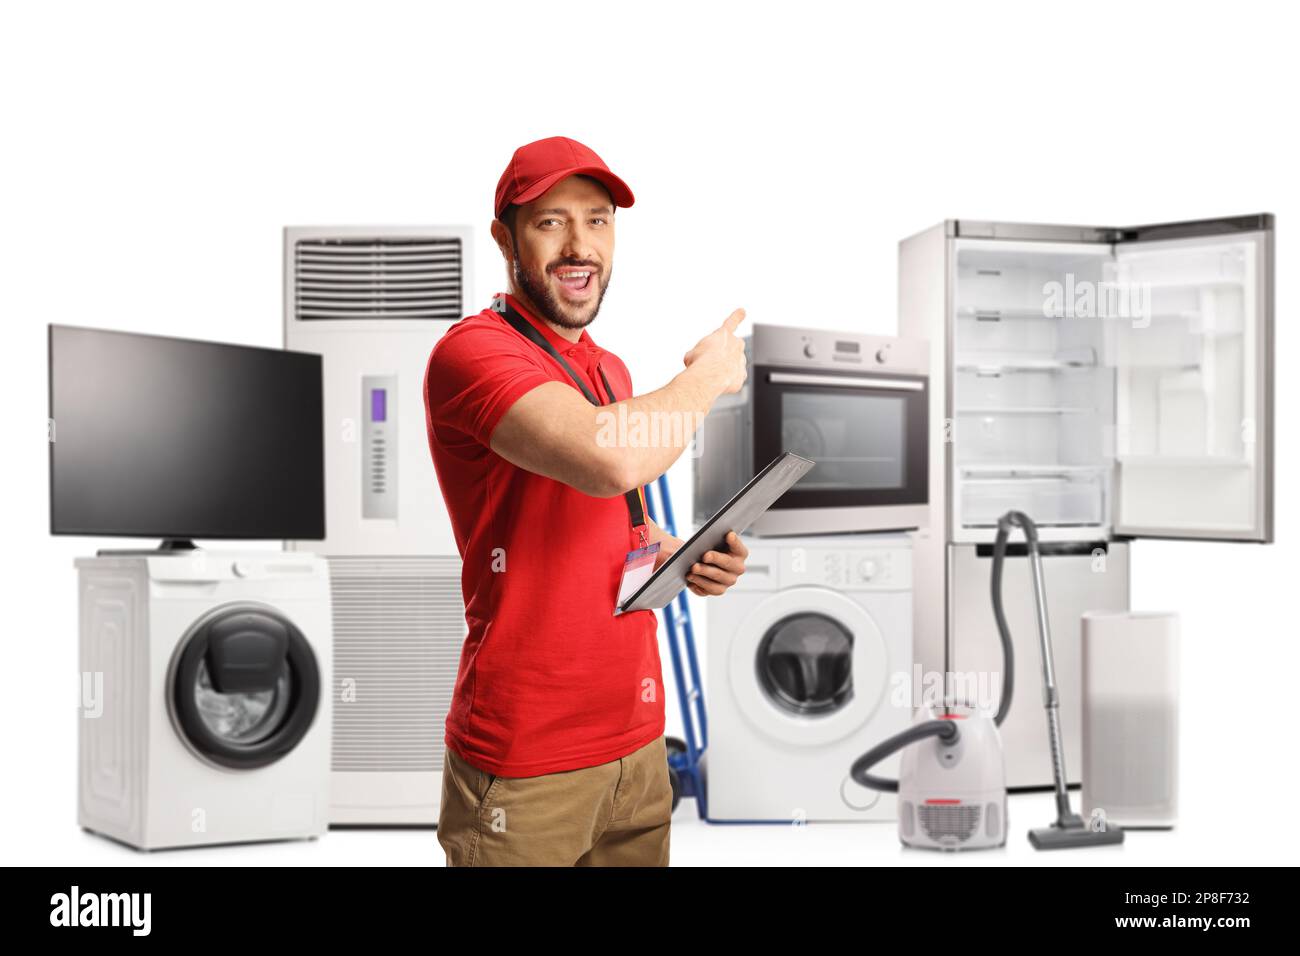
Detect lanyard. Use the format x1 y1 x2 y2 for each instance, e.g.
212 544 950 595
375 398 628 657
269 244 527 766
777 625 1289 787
496 295 649 545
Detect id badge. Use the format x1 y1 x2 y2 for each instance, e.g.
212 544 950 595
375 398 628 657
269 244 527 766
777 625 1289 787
614 542 660 614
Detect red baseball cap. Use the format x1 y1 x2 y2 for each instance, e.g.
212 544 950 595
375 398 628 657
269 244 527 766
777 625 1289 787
494 136 635 220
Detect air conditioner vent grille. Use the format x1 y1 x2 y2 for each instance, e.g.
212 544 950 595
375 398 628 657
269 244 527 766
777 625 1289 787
294 237 463 321
327 556 466 772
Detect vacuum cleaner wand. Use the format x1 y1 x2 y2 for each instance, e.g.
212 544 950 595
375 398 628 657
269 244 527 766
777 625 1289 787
999 512 1125 850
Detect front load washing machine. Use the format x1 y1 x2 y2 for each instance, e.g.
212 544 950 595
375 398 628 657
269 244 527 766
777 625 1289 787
76 551 332 850
705 534 913 822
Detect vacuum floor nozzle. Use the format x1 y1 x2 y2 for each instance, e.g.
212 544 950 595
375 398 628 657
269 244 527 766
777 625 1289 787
1029 817 1125 850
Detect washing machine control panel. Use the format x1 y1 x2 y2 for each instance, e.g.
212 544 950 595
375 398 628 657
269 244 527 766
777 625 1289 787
766 545 911 590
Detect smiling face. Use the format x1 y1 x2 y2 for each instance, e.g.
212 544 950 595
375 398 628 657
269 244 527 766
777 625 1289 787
492 174 615 335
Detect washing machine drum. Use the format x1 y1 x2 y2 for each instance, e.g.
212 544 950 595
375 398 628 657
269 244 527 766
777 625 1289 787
757 612 854 716
171 604 321 770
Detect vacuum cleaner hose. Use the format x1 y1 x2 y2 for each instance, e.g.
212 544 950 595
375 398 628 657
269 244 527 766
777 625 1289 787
849 718 959 793
990 510 1035 728
849 510 1029 792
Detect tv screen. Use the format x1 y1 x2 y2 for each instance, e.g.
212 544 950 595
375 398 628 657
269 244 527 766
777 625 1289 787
49 325 325 542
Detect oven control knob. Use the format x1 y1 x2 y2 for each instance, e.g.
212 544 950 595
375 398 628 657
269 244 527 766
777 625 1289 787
857 559 879 582
803 342 817 359
875 347 890 364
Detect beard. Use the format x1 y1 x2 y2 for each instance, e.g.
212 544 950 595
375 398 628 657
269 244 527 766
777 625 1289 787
512 256 612 331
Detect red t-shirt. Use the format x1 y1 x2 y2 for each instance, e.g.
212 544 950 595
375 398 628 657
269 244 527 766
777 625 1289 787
423 292 664 777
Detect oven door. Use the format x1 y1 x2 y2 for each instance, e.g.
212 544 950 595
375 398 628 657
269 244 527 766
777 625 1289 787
751 365 928 534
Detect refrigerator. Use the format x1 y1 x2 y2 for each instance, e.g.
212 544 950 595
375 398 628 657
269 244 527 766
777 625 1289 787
899 215 1274 789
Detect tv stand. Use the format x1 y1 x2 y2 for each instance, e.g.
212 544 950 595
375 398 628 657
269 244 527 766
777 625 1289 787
96 538 199 556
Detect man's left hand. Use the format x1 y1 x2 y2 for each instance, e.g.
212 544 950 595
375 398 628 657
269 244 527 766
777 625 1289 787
686 531 748 597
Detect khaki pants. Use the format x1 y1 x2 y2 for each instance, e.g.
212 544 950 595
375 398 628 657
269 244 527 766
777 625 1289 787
437 735 672 867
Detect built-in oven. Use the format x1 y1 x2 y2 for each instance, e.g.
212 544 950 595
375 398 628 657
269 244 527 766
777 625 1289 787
694 324 930 536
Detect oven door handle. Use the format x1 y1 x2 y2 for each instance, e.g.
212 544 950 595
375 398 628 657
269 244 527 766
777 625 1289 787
766 371 925 391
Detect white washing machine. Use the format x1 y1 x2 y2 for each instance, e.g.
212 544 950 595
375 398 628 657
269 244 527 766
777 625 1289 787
705 534 913 823
76 552 332 850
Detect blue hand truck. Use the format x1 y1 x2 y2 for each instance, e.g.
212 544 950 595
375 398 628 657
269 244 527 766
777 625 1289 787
644 474 709 819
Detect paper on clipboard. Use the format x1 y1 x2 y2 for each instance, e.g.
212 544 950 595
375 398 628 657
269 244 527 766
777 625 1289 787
615 452 815 615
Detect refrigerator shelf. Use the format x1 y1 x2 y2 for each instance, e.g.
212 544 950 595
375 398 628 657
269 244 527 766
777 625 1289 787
963 477 1098 486
955 306 1225 322
956 361 1098 374
957 406 1095 415
1114 362 1202 372
956 307 1069 321
1115 455 1251 469
956 343 1097 369
960 472 1106 527
1119 278 1244 291
958 464 1108 477
1100 313 1245 338
960 519 1105 529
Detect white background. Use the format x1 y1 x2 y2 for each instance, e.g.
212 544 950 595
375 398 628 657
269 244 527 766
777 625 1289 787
2 0 1296 865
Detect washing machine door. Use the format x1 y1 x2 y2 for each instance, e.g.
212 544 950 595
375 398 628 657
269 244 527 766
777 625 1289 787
169 603 321 770
730 586 891 746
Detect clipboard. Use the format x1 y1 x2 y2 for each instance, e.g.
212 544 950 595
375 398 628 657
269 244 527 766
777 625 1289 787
615 452 815 614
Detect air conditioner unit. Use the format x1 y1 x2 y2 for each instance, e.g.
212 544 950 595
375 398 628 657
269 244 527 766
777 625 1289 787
284 225 472 826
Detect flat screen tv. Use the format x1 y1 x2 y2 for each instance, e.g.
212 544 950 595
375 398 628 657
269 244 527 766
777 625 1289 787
49 324 325 545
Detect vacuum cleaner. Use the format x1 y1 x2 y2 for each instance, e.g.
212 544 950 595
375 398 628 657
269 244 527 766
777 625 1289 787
850 509 1124 851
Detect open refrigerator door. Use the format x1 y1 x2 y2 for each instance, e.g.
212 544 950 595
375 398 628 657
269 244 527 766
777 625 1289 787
1107 228 1273 542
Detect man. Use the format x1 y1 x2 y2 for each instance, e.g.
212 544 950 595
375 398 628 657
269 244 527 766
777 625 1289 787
424 135 749 867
